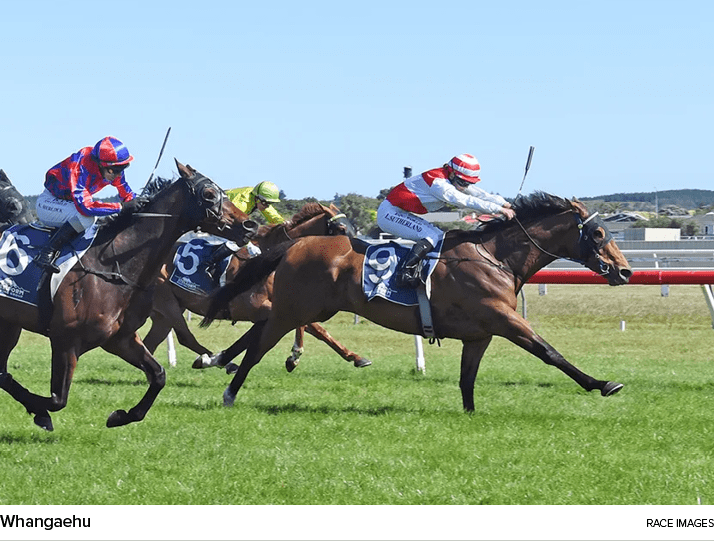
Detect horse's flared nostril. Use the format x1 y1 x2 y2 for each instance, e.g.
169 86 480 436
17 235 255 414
243 220 260 237
620 267 633 282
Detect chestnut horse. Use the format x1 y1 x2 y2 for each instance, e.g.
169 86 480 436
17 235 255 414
203 192 633 411
143 202 371 371
0 160 258 431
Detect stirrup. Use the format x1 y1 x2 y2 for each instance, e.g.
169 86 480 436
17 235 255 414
394 265 423 288
35 252 60 273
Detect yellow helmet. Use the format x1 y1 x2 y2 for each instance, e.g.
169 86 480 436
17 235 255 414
252 181 280 203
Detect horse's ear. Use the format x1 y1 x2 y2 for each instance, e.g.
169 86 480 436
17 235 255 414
175 159 196 178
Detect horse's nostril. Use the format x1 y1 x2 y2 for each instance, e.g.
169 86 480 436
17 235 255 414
620 268 633 280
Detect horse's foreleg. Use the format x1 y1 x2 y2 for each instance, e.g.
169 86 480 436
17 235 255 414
304 323 372 368
102 333 166 428
500 311 623 396
459 337 492 412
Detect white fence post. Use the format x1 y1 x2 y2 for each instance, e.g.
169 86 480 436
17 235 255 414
414 335 426 373
701 285 714 329
166 331 177 367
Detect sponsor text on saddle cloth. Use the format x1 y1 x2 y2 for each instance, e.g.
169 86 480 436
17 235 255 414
169 238 231 295
0 223 97 306
362 240 442 305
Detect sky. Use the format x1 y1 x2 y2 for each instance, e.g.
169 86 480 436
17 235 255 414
2 0 712 202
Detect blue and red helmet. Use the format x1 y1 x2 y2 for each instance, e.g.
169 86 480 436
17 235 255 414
91 136 134 167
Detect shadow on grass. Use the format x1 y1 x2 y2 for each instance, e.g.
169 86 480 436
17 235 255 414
0 432 59 445
254 402 407 416
75 377 146 387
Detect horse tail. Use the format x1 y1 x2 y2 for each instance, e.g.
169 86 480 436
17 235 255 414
200 240 296 327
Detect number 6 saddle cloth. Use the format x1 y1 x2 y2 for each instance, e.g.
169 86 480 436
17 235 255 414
0 223 97 306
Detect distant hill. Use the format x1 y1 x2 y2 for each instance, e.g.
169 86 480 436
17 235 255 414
580 189 714 209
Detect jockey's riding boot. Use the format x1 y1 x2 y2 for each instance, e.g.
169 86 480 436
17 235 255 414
204 242 237 279
34 222 80 274
394 238 434 288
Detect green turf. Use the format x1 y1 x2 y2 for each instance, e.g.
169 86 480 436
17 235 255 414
0 284 712 504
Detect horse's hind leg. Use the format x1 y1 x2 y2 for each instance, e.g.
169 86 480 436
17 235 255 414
304 323 372 368
459 337 492 412
142 312 173 355
101 332 166 428
0 323 54 429
207 324 263 372
500 310 622 396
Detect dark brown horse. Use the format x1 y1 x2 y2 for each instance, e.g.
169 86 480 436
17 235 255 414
0 160 258 431
143 202 371 371
0 169 34 226
203 192 633 411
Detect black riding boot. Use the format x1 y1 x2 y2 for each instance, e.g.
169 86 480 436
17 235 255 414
204 242 237 279
394 238 434 288
34 222 80 274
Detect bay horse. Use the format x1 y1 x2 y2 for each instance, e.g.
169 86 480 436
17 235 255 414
142 202 372 370
203 192 633 411
0 160 258 431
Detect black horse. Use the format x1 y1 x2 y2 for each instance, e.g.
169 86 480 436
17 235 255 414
0 169 34 227
0 160 258 431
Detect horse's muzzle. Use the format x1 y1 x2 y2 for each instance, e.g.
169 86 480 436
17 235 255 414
608 266 633 286
242 219 260 240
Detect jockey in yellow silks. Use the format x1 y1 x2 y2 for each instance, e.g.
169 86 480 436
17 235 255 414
204 181 284 275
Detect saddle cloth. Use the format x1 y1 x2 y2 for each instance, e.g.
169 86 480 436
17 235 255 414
362 240 442 306
0 223 97 306
169 238 230 295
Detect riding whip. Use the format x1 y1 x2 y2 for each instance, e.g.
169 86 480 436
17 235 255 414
517 145 535 195
145 127 172 186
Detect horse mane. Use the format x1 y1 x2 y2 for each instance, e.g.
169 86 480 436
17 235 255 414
96 176 175 233
466 191 572 237
285 202 326 228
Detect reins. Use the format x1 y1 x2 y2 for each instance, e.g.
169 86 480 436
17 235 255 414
74 173 229 290
426 209 607 278
513 211 609 275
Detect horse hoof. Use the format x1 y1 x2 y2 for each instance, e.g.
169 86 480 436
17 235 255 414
353 358 372 368
33 414 53 432
602 382 624 397
225 363 239 375
192 353 212 369
285 358 299 373
106 410 129 428
223 388 236 407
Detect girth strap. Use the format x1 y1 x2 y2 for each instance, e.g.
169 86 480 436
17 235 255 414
416 280 435 339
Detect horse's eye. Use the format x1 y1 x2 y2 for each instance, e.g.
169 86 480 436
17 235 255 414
202 186 221 204
593 228 605 243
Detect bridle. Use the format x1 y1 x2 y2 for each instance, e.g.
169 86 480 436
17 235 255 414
514 211 613 275
133 173 228 230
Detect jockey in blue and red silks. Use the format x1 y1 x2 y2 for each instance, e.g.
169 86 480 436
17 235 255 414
35 136 138 273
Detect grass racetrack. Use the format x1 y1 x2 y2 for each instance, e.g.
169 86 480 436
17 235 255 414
0 284 712 505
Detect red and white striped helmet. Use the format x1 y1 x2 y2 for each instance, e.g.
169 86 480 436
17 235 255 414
447 153 481 183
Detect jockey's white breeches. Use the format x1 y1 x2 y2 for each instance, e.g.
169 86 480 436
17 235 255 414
36 189 96 232
376 200 444 246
